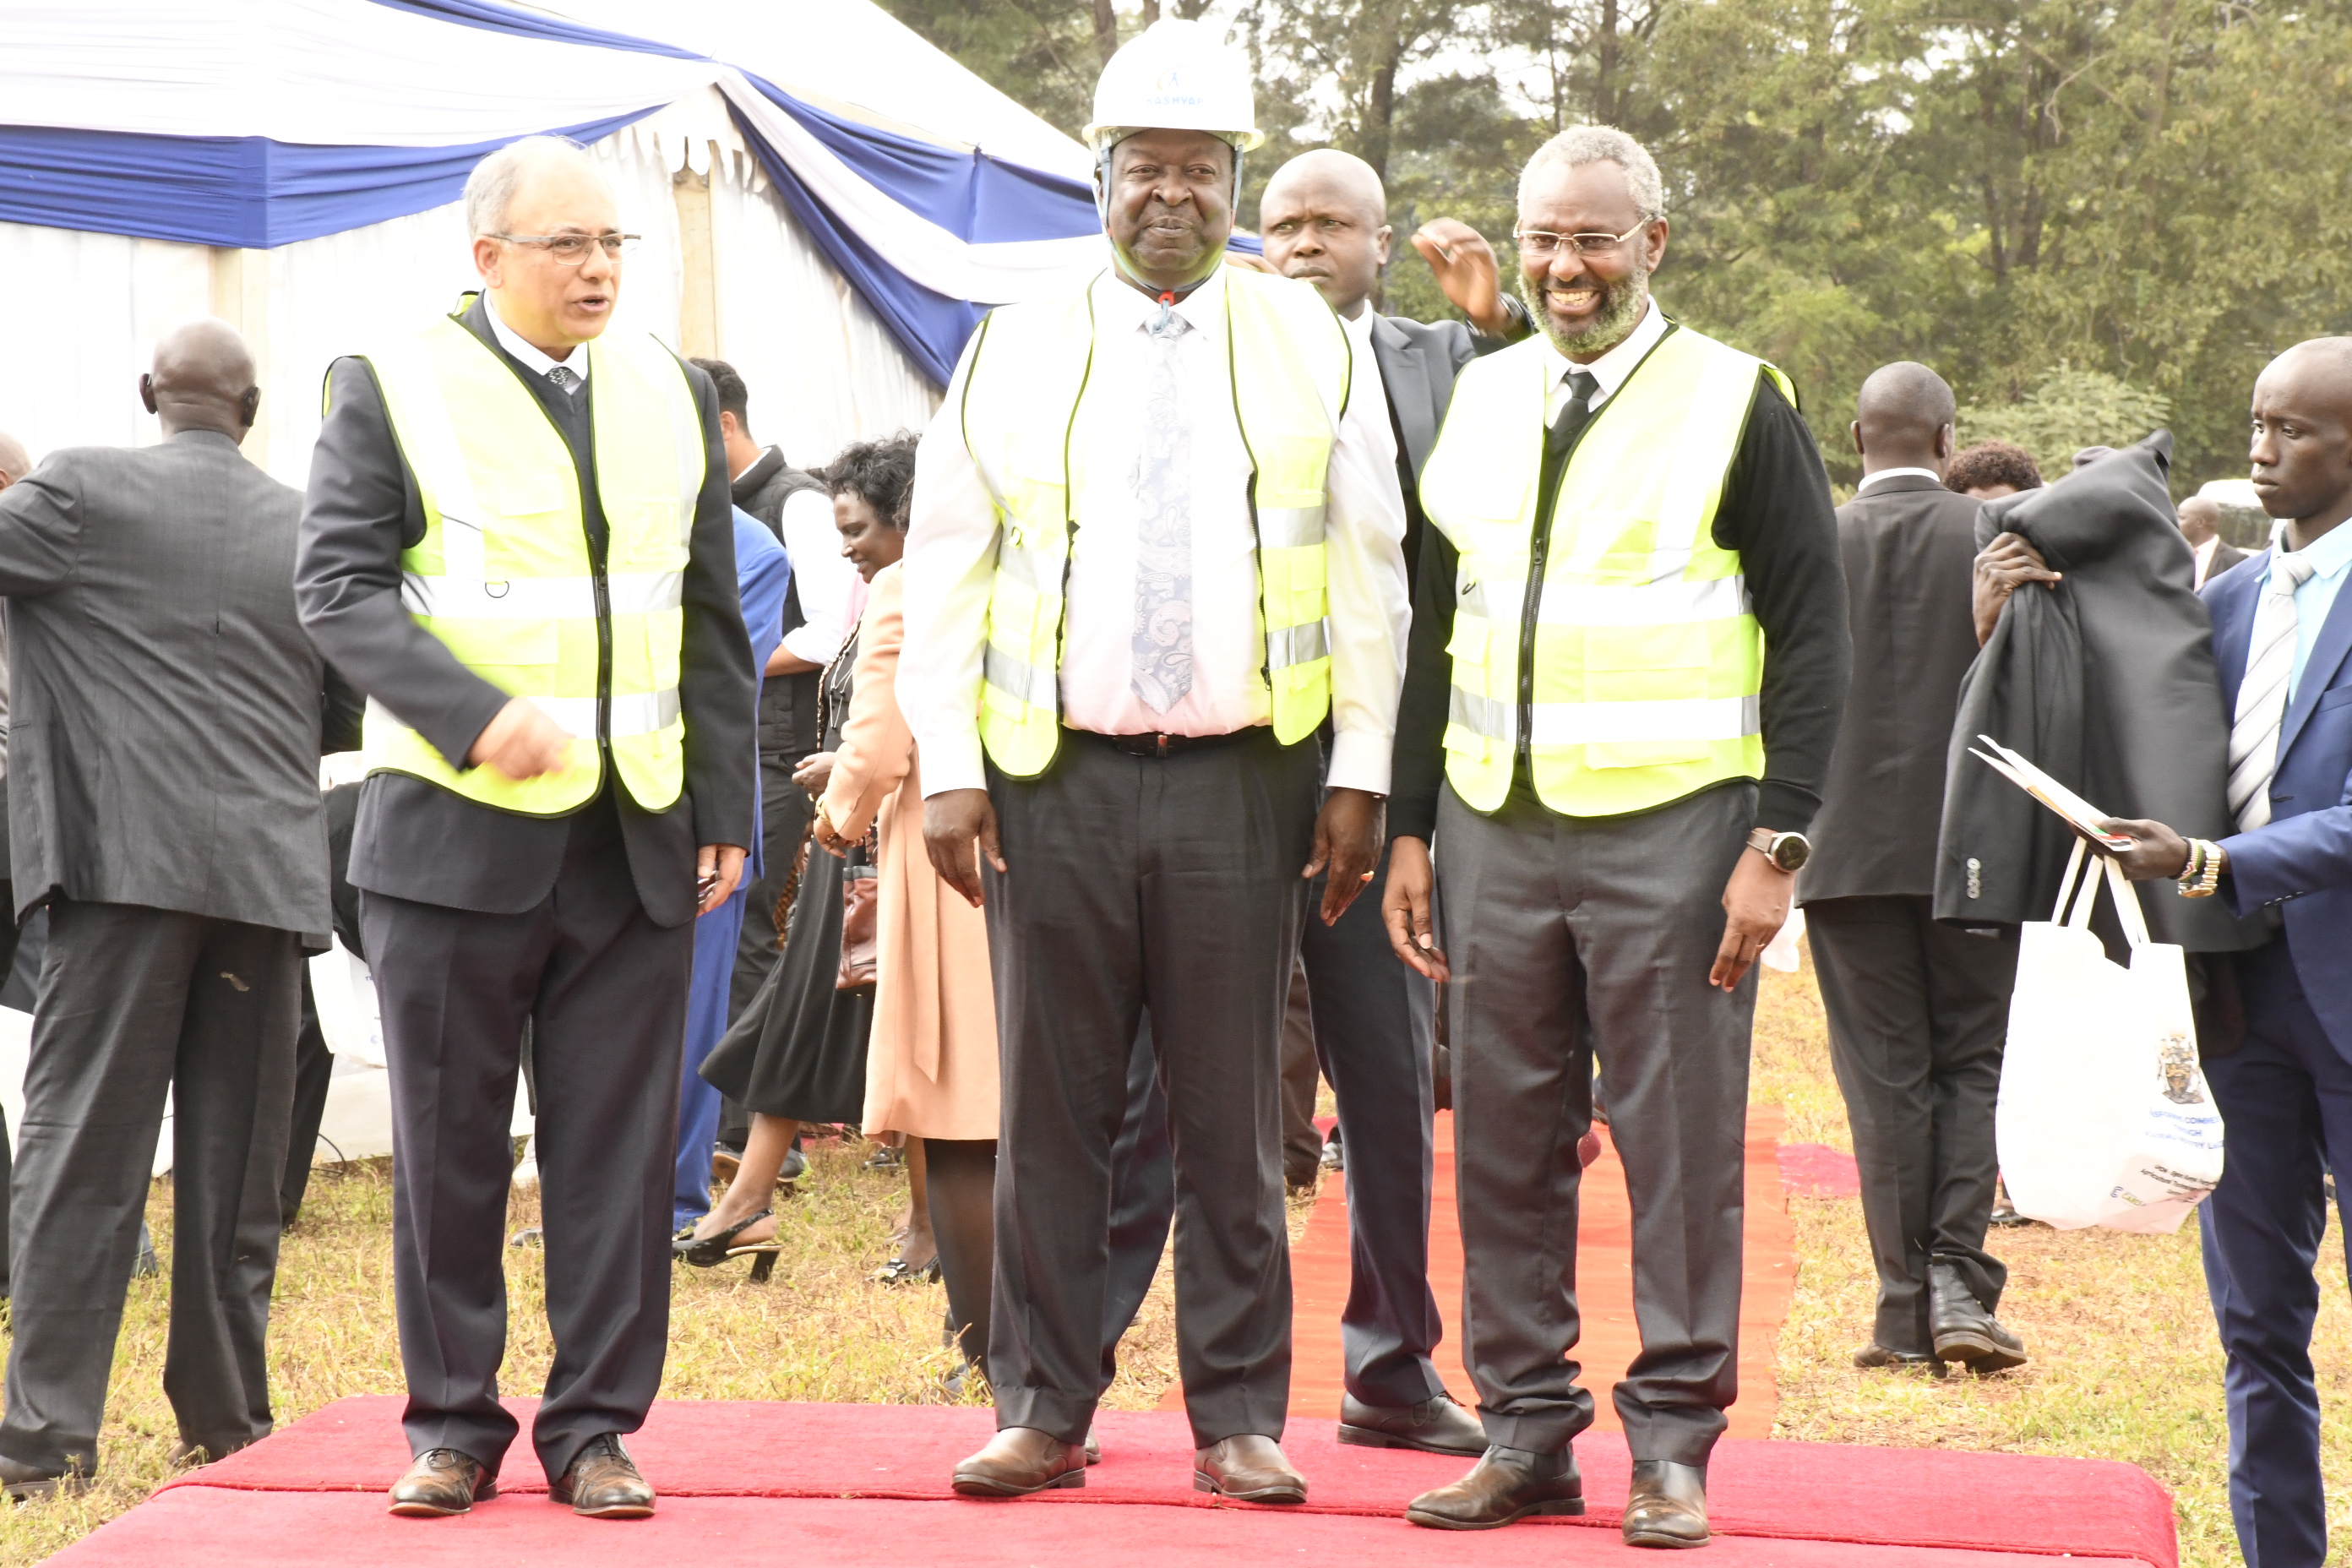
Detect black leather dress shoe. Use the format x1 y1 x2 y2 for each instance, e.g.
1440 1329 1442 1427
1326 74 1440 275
0 1452 93 1504
551 1435 655 1518
387 1448 495 1517
1404 1446 1583 1529
952 1427 1086 1497
1852 1342 1946 1375
1337 1392 1489 1457
1622 1459 1708 1549
1929 1264 2028 1373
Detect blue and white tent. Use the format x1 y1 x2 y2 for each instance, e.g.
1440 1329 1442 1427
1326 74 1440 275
0 0 1108 484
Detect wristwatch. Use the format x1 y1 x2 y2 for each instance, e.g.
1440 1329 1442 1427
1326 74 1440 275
1746 827 1812 873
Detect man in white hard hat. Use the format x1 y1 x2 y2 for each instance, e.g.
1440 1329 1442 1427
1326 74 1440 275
901 18 1410 1505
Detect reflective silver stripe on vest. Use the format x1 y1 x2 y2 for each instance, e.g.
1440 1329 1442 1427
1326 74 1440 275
1534 574 1750 626
1266 618 1331 669
531 689 682 739
1526 694 1761 746
401 571 683 620
983 644 1059 709
1449 687 1516 743
1256 504 1326 550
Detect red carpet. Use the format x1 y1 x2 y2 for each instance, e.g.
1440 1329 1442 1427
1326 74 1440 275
1245 1107 1796 1437
1780 1141 1865 1198
55 1397 2176 1566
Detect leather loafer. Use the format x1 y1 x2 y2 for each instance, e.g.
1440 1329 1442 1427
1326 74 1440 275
952 1427 1086 1497
387 1448 496 1517
550 1435 654 1518
1193 1434 1306 1504
1853 1342 1946 1375
1622 1459 1709 1549
1930 1264 2028 1373
1405 1445 1583 1529
1337 1392 1488 1457
0 1452 93 1504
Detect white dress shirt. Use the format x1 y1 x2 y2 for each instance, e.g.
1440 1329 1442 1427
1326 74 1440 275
765 462 856 667
899 266 1410 797
485 297 585 390
1857 466 1945 493
1542 296 1669 422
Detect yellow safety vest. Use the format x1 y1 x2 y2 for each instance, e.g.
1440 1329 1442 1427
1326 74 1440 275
354 303 705 814
1421 322 1792 818
956 267 1350 778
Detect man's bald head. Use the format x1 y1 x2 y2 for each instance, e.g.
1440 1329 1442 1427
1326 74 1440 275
141 319 261 445
2250 336 2352 545
1259 149 1392 318
1849 361 1957 479
2175 494 2221 547
0 430 30 490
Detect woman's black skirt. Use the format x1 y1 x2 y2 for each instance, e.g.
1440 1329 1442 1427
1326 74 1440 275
700 841 873 1124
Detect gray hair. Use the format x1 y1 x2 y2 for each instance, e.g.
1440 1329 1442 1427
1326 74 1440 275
463 136 605 239
1518 125 1665 222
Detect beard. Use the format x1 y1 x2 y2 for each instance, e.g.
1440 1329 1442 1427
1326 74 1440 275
1521 252 1651 358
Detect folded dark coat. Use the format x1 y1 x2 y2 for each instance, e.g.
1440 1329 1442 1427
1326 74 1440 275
1933 433 2262 952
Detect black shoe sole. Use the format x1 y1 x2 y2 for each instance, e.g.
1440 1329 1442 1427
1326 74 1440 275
1404 1497 1585 1530
1934 1331 2028 1372
951 1467 1085 1498
1194 1471 1306 1504
1337 1422 1489 1458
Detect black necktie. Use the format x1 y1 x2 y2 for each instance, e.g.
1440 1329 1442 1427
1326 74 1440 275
1548 369 1599 457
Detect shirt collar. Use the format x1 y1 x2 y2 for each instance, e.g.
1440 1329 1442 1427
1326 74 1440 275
1856 466 1945 493
2278 514 2352 581
1543 295 1667 406
1341 304 1378 354
485 297 588 386
1096 263 1228 336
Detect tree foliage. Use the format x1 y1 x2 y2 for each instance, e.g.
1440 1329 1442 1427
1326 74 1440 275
881 0 2352 491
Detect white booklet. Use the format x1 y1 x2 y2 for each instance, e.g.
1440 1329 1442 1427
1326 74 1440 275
1967 735 2136 852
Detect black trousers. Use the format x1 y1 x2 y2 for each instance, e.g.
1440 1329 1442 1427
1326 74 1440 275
0 900 301 1478
279 971 335 1224
363 799 694 1484
984 728 1318 1447
1806 896 2017 1349
720 757 814 1152
1300 846 1444 1408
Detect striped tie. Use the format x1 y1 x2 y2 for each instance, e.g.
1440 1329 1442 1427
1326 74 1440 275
2226 551 2317 830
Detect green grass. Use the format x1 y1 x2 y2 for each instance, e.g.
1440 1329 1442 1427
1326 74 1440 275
0 949 2333 1564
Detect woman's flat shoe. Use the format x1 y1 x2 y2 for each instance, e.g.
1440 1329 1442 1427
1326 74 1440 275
874 1252 941 1286
676 1210 774 1267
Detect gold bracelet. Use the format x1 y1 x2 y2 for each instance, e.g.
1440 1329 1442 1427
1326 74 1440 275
2175 838 2204 890
2197 840 2224 898
2180 839 2222 898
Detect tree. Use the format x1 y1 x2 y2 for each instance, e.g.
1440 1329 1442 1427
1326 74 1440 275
1958 367 2173 476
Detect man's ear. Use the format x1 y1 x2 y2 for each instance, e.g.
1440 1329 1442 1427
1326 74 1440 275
1936 422 1956 461
240 385 263 431
1374 223 1394 268
718 409 740 443
139 373 159 416
1848 419 1865 458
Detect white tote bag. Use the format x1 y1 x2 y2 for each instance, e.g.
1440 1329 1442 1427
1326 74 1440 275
1994 841 2225 1233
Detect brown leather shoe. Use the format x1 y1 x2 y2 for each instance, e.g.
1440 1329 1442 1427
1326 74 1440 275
550 1435 654 1518
951 1427 1086 1497
387 1448 496 1517
1622 1459 1708 1549
1405 1446 1583 1529
1337 1392 1488 1457
1193 1435 1306 1504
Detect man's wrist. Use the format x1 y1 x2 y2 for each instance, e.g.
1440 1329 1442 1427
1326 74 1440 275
1745 826 1811 874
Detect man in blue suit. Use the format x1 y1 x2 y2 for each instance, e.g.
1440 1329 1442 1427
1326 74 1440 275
2108 336 2352 1568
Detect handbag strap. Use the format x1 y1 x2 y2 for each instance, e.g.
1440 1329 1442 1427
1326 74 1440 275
2049 836 2154 950
2102 855 2153 950
2053 838 2096 928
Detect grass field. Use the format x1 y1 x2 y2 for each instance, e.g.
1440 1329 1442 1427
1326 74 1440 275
0 950 2339 1565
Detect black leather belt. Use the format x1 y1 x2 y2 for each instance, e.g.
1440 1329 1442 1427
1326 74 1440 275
1086 727 1265 760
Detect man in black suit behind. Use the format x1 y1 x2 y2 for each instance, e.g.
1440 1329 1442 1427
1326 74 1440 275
297 138 756 1520
1255 149 1524 1456
1799 362 2028 1377
0 324 361 1497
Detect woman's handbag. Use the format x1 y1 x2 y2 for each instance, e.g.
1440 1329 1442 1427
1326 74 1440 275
1994 840 2224 1233
837 842 879 990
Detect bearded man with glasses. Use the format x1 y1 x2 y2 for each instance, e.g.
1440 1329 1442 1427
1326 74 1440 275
1382 125 1849 1546
296 135 757 1521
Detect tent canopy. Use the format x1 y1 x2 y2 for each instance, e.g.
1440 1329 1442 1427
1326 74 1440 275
0 0 1109 384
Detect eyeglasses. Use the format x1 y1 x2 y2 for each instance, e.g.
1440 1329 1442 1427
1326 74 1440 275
1511 221 1649 260
491 232 641 264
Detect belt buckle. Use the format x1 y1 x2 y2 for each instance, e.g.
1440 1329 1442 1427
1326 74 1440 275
1155 732 1170 760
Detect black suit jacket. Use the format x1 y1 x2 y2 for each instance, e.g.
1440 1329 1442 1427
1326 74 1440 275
297 296 757 928
1369 313 1478 582
0 431 362 933
1800 475 1984 903
2201 537 2250 589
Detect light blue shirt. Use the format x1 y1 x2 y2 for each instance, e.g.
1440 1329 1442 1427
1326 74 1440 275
2265 517 2352 700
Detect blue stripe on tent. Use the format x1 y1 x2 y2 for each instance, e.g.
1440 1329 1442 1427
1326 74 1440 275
363 0 708 61
0 112 653 249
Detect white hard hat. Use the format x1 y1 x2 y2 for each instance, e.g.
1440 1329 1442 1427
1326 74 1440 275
1082 18 1264 154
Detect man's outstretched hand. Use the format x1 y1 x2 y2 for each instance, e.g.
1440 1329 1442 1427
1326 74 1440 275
1303 787 1385 925
923 787 1005 909
1380 836 1448 982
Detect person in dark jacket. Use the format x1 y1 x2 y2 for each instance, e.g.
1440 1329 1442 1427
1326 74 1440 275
1801 363 2024 1376
0 323 362 1497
